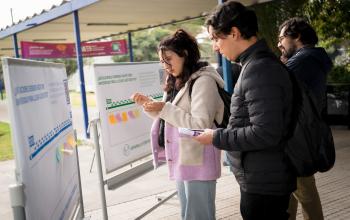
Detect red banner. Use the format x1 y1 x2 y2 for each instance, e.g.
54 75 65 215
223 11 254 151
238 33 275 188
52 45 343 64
20 40 128 58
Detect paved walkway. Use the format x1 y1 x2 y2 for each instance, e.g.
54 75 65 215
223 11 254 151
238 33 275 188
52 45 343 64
82 127 350 220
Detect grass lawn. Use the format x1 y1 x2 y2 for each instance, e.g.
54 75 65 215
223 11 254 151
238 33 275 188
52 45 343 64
0 122 13 161
0 91 5 100
69 91 96 107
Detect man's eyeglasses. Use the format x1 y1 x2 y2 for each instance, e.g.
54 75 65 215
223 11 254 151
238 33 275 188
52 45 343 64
278 35 286 43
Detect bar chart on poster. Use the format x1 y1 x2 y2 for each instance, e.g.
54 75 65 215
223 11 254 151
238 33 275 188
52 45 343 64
94 62 163 173
2 58 80 220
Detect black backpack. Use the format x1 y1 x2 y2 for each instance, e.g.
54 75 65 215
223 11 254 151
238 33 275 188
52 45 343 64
189 78 231 128
248 52 335 177
284 70 336 176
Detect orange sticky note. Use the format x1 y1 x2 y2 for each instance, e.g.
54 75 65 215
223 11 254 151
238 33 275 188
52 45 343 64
121 112 128 122
109 114 116 124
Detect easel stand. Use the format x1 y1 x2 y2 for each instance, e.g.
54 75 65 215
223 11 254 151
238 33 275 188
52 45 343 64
89 118 177 220
9 183 25 220
90 119 108 220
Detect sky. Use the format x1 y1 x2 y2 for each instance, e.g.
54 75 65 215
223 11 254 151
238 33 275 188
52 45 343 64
0 0 63 29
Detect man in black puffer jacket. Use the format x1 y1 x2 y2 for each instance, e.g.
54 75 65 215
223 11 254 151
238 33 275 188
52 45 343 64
195 1 296 219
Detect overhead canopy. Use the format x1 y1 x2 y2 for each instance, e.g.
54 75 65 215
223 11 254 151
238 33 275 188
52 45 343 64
0 0 272 57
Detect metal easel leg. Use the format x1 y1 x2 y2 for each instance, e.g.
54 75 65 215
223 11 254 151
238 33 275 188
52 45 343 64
134 191 177 220
89 152 95 173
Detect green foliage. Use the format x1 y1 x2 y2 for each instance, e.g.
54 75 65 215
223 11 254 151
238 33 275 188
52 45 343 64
112 18 209 63
304 0 350 47
0 122 13 161
251 0 349 83
44 58 78 77
251 0 307 54
112 29 172 62
327 65 350 83
304 0 350 83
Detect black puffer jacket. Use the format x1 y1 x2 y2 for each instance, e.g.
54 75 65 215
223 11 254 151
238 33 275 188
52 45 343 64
213 40 296 195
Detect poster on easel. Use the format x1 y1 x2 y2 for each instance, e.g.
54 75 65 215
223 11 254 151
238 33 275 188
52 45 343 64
2 58 80 220
94 62 163 173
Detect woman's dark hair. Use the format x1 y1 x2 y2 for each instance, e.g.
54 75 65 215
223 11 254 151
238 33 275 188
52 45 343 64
279 17 318 46
205 1 258 39
158 29 208 92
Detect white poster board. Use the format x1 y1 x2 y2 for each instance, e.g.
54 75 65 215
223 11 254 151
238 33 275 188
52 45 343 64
94 62 163 173
2 58 80 220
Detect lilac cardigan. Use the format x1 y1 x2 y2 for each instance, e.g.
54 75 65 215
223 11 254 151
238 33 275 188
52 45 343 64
150 118 221 181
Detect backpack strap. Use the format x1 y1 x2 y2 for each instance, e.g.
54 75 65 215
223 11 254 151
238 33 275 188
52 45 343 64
188 77 197 99
188 77 223 128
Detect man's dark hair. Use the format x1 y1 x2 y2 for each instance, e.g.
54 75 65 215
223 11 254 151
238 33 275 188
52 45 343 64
279 17 318 46
205 1 258 39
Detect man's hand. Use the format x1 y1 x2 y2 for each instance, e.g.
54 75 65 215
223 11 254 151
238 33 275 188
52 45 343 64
194 129 214 145
280 55 288 64
143 101 165 112
131 92 151 105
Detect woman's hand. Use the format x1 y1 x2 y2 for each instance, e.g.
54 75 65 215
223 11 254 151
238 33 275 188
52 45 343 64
143 101 165 112
131 92 151 105
193 129 214 145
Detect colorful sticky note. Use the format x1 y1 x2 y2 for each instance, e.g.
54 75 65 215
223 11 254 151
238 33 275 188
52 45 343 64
115 113 122 122
128 111 135 119
133 109 140 118
109 114 117 124
67 134 76 147
121 112 128 122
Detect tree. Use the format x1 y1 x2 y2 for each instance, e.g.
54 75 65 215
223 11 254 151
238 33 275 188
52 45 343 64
112 17 209 63
304 0 350 82
251 0 307 53
44 58 78 77
251 0 349 82
304 0 350 48
304 0 350 66
112 29 171 62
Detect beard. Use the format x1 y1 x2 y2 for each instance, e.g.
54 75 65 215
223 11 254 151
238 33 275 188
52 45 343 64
282 44 297 59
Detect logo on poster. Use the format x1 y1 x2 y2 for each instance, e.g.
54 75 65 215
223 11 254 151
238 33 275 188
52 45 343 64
28 135 35 147
123 144 131 156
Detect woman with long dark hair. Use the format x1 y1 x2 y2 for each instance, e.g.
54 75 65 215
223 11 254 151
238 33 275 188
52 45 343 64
132 29 224 220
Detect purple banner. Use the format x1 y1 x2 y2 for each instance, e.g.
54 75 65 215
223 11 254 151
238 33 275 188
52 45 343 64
21 40 128 58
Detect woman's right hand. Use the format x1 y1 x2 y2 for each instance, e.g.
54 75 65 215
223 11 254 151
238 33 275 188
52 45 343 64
131 92 151 105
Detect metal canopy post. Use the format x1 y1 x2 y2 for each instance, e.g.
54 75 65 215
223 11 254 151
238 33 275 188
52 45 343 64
12 34 20 58
73 10 90 138
217 0 233 94
222 58 233 94
128 32 134 62
217 53 222 67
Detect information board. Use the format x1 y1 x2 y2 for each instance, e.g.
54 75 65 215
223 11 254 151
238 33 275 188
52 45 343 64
94 62 163 173
2 58 80 220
